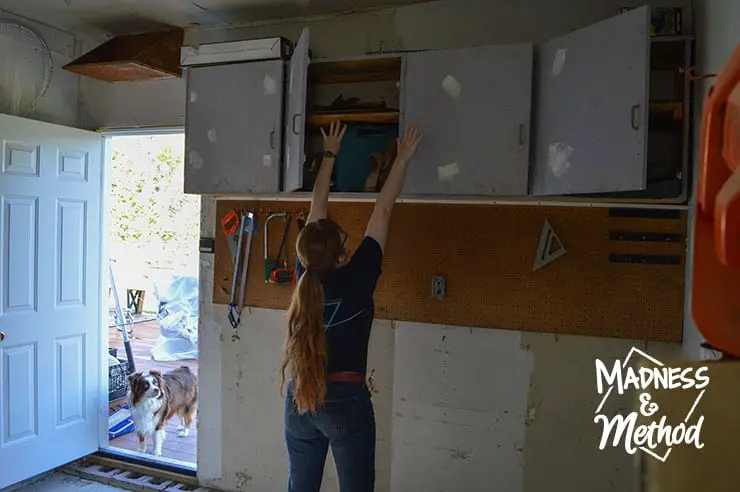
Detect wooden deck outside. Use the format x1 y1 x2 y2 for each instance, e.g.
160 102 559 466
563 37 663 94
108 320 198 465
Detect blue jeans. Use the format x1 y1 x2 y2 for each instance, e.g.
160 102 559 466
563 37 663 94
285 381 376 492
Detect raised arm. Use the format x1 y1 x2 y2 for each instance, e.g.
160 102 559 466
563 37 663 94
307 120 346 224
365 124 422 251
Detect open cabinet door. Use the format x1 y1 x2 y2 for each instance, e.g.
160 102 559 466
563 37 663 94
283 28 310 192
0 114 104 488
530 6 651 196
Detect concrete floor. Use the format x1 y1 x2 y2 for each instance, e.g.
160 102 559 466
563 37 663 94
8 473 126 492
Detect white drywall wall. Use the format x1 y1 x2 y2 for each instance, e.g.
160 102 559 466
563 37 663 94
390 323 533 492
0 9 84 127
78 77 186 130
197 304 681 492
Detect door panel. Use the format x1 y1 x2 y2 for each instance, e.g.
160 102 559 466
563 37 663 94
401 43 533 196
3 143 39 176
3 196 37 313
56 334 85 426
57 200 87 306
0 113 103 489
531 6 651 195
283 28 310 192
2 343 37 444
58 151 89 182
184 60 284 194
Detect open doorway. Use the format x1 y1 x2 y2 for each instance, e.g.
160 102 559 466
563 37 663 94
104 132 201 468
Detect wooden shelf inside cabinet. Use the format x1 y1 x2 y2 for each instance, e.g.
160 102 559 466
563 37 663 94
309 58 402 84
307 111 399 126
651 102 684 120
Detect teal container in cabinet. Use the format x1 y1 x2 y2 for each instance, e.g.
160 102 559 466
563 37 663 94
332 125 397 192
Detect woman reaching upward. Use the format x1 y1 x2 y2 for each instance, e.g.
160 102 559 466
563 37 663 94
281 121 422 491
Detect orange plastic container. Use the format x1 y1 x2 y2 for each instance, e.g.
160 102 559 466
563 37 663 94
692 43 740 356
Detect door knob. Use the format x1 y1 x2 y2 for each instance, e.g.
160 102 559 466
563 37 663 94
0 331 5 342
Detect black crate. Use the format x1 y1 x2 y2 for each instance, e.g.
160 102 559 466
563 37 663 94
109 358 129 402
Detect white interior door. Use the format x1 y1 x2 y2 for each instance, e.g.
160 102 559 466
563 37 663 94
0 113 104 488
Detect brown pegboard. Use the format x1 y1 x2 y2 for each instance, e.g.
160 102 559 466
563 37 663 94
214 201 687 342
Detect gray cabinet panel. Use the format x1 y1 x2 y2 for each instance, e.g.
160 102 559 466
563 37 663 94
283 28 310 192
401 43 533 196
531 6 651 196
184 60 284 194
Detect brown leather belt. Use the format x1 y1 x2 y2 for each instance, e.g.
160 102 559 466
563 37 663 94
325 372 364 383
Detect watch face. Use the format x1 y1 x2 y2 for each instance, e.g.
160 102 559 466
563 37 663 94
324 150 336 158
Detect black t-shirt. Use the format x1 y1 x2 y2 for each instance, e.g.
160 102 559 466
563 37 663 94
296 236 383 375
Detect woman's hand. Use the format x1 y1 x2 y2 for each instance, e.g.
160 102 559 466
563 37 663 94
364 123 422 252
320 120 347 155
396 124 422 163
309 120 346 223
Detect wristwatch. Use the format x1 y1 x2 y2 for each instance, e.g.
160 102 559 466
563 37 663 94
323 150 337 159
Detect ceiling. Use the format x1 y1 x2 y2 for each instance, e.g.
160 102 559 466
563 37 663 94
0 0 427 39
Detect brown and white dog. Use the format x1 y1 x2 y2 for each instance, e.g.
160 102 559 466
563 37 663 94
127 367 197 456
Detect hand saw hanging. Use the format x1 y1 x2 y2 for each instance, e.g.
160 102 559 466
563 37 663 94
221 210 256 335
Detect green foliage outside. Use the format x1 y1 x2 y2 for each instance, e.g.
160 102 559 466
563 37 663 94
108 135 199 310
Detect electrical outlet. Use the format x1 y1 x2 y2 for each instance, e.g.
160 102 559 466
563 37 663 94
431 275 446 301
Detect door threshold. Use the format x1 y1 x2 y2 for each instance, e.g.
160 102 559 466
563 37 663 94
65 451 202 491
65 455 205 491
97 447 196 477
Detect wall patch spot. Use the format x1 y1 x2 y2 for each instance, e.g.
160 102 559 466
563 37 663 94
442 75 462 98
263 74 277 96
547 142 573 178
438 162 460 182
207 128 217 143
190 91 198 103
189 150 204 171
262 154 273 167
235 470 252 490
447 448 472 461
552 49 567 77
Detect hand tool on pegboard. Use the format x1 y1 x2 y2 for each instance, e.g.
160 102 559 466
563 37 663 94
264 212 295 286
227 210 256 336
221 209 242 274
533 219 566 272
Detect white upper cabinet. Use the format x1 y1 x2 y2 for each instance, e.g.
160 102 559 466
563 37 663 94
530 6 652 196
401 43 533 196
184 60 285 194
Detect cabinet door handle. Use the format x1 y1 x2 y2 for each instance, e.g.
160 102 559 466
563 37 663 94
630 104 641 130
269 130 276 149
292 114 303 135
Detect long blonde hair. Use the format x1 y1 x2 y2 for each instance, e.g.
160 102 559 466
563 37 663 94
280 219 346 413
